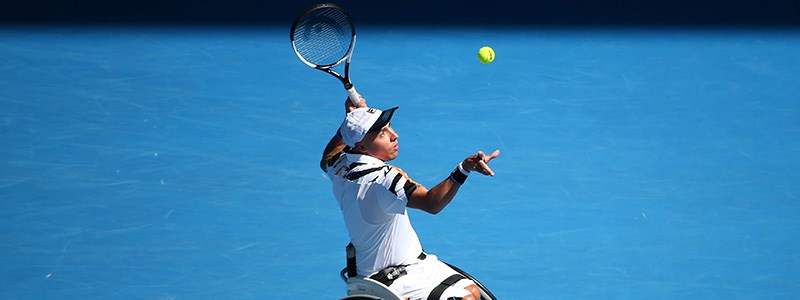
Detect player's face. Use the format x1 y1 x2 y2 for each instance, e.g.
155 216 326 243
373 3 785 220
361 123 399 161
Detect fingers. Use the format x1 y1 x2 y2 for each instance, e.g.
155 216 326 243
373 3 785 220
484 149 501 162
476 159 495 176
345 96 356 113
344 94 367 113
468 149 500 176
355 94 367 108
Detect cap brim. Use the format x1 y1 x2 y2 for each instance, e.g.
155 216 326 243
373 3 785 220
367 106 398 134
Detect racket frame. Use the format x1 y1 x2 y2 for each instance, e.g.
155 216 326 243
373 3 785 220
290 3 360 105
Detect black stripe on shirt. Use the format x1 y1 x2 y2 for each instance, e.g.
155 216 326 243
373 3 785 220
346 166 384 181
389 173 403 196
326 152 343 168
403 180 418 197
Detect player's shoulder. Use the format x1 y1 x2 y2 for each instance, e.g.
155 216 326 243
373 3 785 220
380 164 419 199
345 161 392 182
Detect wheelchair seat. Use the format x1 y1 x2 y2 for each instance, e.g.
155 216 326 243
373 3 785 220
338 263 497 300
339 268 403 300
339 243 495 300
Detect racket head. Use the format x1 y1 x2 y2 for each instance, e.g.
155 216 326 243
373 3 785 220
290 3 356 69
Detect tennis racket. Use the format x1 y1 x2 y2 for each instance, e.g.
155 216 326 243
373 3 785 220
290 3 360 105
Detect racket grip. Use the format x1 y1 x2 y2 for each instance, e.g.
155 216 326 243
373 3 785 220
346 86 360 106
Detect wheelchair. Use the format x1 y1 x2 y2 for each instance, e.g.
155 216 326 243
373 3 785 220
338 253 497 300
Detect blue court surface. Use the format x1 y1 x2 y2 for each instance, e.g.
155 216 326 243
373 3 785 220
2 23 799 299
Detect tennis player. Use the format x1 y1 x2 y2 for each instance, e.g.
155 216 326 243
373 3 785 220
321 93 500 300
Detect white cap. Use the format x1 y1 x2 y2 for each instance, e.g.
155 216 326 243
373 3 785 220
338 106 398 147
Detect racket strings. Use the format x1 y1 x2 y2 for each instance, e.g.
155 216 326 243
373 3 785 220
294 8 354 67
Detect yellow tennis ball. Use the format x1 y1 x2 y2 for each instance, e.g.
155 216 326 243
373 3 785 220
478 46 495 64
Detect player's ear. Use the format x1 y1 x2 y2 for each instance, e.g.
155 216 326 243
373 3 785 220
355 141 368 153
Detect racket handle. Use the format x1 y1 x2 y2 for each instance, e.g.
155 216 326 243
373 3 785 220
346 86 360 106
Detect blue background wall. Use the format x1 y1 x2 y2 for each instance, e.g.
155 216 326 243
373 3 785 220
2 0 799 27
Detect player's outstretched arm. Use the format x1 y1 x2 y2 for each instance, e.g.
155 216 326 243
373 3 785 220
407 150 500 214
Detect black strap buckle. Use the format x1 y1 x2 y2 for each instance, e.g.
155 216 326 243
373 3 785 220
360 252 425 286
369 265 408 286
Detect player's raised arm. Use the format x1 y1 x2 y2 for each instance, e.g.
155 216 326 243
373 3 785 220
320 95 368 172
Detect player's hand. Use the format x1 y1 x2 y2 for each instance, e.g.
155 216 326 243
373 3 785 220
345 93 367 113
462 150 501 176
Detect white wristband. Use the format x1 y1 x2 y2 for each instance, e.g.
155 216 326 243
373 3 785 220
457 162 470 175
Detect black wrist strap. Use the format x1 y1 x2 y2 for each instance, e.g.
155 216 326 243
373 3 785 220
449 165 468 185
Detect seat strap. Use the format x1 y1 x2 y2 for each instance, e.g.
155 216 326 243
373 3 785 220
426 274 466 300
